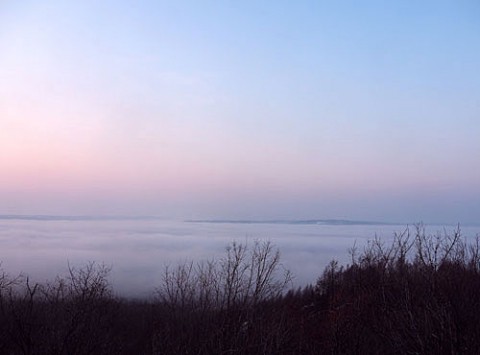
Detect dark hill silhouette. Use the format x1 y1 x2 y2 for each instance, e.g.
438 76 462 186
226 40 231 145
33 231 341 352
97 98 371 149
0 225 479 354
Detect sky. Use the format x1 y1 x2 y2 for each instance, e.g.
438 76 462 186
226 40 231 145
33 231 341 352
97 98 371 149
1 1 479 223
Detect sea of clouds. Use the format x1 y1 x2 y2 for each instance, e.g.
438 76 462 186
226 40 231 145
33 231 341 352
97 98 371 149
0 218 478 298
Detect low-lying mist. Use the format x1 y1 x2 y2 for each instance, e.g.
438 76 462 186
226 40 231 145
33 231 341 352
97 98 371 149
1 218 478 298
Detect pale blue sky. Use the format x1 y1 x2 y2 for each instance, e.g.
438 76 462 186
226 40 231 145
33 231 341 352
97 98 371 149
1 1 479 223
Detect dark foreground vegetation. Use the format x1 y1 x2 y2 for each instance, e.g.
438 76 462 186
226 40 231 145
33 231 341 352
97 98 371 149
1 226 480 354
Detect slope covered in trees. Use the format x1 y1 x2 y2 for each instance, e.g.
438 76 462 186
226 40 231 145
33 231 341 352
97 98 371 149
0 226 479 354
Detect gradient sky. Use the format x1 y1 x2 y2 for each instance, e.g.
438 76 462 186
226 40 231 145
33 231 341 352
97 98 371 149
1 1 479 223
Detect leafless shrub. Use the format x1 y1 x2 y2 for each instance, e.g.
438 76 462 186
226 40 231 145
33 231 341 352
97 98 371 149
0 262 121 354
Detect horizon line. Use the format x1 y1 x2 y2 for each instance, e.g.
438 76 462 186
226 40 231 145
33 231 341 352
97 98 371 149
0 215 476 226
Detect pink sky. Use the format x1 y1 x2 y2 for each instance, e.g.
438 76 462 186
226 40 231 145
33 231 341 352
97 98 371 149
1 1 479 223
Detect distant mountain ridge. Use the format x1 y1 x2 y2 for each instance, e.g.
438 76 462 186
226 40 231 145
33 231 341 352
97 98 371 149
0 215 391 224
186 219 399 226
0 215 162 221
2 216 473 226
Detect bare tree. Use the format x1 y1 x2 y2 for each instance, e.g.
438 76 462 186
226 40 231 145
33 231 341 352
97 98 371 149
153 240 292 354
